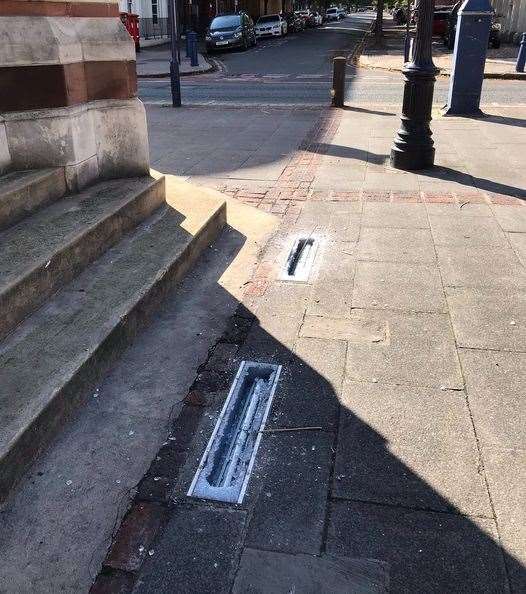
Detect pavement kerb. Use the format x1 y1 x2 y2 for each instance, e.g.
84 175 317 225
137 53 217 79
357 58 526 80
348 19 375 65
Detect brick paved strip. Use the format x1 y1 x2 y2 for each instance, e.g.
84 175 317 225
105 503 168 573
89 305 255 592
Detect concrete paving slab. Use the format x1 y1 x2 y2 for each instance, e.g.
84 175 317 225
482 447 526 593
328 211 361 242
357 227 436 264
425 203 494 217
445 285 525 351
429 214 508 247
244 431 333 555
334 381 491 516
133 504 247 594
294 336 347 391
315 241 357 282
345 309 464 389
362 203 429 229
236 315 300 365
327 501 508 594
266 359 339 431
460 349 526 450
307 279 352 317
300 315 387 343
252 282 310 319
232 548 389 594
508 232 526 266
363 171 420 192
435 244 526 288
492 204 526 232
352 261 447 313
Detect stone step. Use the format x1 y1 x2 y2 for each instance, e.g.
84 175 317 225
0 176 165 340
0 168 67 231
0 182 227 504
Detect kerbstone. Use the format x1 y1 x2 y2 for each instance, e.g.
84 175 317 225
335 381 491 516
352 261 446 312
460 349 526 450
446 285 525 351
345 309 464 389
327 501 508 593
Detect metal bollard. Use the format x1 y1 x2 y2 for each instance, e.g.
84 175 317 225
185 32 191 58
188 31 198 67
516 32 526 72
331 56 346 107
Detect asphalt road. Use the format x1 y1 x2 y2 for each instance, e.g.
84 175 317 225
138 13 526 107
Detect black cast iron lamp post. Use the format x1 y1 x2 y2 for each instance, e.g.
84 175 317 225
390 0 439 170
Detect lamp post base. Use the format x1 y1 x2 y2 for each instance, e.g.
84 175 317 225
390 145 435 171
390 63 438 171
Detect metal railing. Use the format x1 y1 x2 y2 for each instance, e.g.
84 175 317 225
139 17 169 39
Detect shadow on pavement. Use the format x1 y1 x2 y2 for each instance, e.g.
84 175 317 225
128 241 525 593
311 141 525 198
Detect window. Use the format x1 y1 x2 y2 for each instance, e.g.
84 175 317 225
152 0 158 24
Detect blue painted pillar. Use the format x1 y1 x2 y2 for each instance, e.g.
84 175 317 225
444 0 493 115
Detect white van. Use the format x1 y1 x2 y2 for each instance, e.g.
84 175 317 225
325 7 339 21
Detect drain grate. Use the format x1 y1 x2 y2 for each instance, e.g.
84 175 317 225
281 237 318 282
187 361 282 504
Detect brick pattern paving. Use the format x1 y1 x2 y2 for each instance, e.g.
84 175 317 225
215 108 524 220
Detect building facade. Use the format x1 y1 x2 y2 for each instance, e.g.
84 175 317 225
0 0 150 189
120 0 292 37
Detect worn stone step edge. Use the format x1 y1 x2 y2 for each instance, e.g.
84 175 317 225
0 168 67 231
0 183 227 505
0 176 165 341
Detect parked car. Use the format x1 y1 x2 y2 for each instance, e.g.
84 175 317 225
338 8 347 19
206 12 256 52
432 8 450 37
325 7 340 21
256 14 288 37
284 12 305 32
295 10 314 27
311 11 323 26
294 10 309 28
443 1 501 48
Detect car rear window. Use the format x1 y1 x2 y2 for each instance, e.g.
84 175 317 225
258 15 280 23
